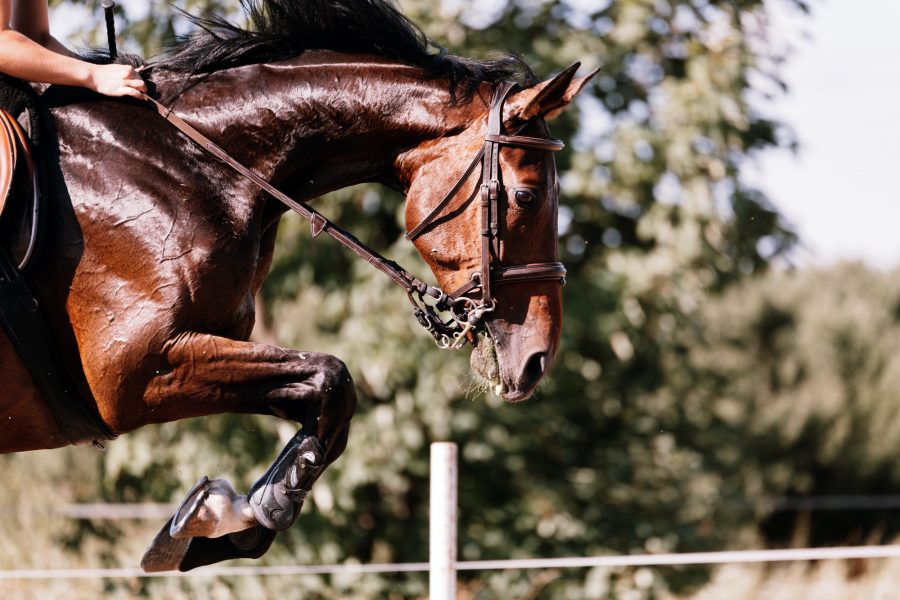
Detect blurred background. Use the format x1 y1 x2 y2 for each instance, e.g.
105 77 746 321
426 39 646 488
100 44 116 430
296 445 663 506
4 0 900 597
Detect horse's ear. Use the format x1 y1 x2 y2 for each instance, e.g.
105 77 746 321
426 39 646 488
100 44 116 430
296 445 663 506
507 63 600 122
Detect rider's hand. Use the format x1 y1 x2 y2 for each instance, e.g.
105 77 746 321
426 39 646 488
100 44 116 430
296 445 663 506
88 63 147 98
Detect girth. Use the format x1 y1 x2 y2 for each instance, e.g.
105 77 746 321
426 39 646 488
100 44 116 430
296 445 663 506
142 80 566 349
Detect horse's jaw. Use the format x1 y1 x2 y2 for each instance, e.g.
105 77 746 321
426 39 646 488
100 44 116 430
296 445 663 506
469 291 562 402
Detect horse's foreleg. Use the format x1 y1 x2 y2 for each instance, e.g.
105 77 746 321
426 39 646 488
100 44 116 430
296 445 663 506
142 332 357 452
138 333 357 571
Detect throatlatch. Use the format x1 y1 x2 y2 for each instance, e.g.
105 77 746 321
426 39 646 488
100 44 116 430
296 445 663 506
248 431 324 531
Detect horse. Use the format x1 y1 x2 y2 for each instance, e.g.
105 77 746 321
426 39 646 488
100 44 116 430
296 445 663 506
0 0 596 570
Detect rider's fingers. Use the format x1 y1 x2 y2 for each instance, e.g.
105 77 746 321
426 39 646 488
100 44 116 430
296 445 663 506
127 78 148 92
119 87 145 99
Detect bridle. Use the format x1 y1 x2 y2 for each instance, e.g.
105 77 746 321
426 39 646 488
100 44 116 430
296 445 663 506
404 81 566 347
142 80 566 349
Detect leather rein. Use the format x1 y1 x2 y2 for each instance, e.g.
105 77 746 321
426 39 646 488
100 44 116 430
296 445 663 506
142 81 566 349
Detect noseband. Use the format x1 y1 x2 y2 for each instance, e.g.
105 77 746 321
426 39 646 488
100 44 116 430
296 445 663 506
144 81 565 349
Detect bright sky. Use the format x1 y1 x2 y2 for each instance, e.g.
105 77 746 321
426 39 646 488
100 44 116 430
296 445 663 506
750 0 900 268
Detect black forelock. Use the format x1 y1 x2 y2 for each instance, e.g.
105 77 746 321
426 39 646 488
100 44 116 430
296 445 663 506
155 0 537 99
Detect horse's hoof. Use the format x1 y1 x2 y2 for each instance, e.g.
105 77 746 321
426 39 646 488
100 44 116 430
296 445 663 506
169 476 256 539
141 517 191 573
169 476 211 538
141 519 275 572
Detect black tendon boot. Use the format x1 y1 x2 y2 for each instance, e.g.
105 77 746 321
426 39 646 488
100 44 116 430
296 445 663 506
248 430 324 531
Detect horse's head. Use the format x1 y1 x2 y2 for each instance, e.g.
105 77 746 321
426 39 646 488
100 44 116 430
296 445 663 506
398 64 597 401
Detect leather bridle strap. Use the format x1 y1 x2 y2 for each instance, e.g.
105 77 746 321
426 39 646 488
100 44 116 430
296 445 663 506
405 97 564 244
406 82 567 308
484 133 565 151
404 145 485 242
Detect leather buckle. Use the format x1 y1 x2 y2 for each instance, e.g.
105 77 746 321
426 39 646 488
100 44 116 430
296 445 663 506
488 180 500 200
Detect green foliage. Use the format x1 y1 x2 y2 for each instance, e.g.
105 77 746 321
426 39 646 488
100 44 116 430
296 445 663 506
683 264 900 549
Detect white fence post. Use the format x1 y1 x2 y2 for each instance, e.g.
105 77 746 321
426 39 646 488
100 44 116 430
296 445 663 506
430 442 458 600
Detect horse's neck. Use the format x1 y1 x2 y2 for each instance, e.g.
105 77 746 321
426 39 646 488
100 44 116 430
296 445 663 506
159 57 471 201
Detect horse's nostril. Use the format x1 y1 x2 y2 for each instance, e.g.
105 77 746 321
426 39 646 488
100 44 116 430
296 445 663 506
523 352 548 386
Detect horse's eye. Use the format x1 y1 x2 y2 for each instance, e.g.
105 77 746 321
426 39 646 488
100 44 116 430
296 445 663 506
514 189 537 206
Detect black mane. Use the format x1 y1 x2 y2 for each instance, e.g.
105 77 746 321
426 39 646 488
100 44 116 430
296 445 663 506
157 0 536 98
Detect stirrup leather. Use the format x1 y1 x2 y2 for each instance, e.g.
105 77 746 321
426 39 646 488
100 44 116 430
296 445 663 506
0 109 33 223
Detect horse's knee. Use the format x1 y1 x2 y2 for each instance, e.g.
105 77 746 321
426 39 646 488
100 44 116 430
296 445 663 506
312 354 357 422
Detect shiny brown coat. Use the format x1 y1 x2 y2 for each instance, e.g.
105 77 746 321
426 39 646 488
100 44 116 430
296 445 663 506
0 51 595 457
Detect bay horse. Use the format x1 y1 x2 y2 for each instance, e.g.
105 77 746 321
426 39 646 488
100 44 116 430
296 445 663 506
0 0 596 570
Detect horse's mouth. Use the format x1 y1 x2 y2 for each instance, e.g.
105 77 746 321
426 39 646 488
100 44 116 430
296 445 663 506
469 331 507 399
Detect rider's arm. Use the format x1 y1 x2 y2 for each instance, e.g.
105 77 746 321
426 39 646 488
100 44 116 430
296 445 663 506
0 0 146 98
10 0 74 56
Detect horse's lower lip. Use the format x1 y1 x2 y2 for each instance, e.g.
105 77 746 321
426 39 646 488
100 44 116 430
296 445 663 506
500 388 529 402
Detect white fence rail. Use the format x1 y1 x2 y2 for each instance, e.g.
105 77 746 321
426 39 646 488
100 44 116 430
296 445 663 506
5 545 900 582
6 494 900 521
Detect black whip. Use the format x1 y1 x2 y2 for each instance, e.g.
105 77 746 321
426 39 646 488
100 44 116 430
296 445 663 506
101 0 117 60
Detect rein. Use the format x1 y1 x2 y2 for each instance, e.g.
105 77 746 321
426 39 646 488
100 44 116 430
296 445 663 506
141 82 565 349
